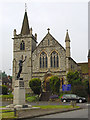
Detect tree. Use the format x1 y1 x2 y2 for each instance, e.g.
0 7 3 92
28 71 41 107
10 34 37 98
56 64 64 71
72 84 88 97
66 71 88 97
67 71 82 86
29 78 41 95
82 79 89 96
2 71 7 78
49 76 60 95
0 86 2 95
2 85 8 95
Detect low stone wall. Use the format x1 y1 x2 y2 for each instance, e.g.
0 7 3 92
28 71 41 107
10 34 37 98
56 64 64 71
16 107 41 118
16 107 81 119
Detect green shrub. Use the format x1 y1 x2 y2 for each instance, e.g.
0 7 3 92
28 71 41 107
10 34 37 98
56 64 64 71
2 85 8 95
0 94 13 99
29 78 41 95
26 95 39 102
49 76 60 95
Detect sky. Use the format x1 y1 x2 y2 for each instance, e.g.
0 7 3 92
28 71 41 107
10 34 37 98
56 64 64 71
0 0 89 75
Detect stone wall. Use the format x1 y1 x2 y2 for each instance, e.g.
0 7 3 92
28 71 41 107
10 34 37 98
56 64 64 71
70 58 79 72
32 33 66 81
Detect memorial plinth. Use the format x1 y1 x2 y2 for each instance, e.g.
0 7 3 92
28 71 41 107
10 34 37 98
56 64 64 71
13 80 25 105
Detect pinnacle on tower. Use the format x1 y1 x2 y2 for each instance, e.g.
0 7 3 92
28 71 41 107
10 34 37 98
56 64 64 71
65 29 70 42
21 4 29 35
65 29 71 58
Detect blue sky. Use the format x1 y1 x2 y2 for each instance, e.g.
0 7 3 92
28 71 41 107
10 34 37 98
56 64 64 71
0 0 88 75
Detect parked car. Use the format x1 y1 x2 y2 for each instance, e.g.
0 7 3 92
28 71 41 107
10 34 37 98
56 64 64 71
61 94 87 103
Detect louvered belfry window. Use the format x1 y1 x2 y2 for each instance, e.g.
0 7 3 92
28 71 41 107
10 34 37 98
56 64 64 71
20 41 25 50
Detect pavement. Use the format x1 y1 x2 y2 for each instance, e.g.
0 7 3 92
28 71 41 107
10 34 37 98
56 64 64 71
37 108 88 119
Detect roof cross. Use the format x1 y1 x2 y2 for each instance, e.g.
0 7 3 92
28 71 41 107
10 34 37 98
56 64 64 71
47 28 50 33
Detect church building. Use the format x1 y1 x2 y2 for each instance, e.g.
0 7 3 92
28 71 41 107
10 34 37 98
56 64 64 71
12 9 80 92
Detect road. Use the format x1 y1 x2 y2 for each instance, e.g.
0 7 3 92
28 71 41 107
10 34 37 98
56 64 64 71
37 108 88 118
27 104 90 120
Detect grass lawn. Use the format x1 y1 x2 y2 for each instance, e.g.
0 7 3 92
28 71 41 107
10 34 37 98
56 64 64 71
0 106 16 119
0 108 16 119
2 112 16 119
33 105 80 109
0 109 12 112
0 106 5 108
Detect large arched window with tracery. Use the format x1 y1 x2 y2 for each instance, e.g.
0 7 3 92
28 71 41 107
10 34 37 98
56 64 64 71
50 51 59 68
20 41 25 50
40 52 47 68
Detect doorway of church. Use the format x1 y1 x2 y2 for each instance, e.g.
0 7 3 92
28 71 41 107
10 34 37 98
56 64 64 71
46 82 51 91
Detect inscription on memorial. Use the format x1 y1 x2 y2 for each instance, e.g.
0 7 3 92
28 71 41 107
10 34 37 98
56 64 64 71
19 81 24 87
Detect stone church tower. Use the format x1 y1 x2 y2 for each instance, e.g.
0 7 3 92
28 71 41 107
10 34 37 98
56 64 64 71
12 7 79 92
12 10 37 92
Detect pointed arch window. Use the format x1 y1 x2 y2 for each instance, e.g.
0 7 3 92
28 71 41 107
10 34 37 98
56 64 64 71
20 41 25 50
40 52 48 68
57 55 59 67
50 51 59 68
50 55 52 67
48 39 50 46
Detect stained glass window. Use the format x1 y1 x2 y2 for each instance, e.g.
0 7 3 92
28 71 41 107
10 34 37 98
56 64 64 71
40 52 47 68
50 51 59 68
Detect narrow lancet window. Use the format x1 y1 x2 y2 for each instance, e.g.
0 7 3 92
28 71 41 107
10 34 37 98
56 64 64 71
50 51 59 68
20 41 25 50
40 52 48 68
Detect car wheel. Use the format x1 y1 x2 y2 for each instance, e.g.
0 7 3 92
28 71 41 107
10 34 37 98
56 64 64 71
79 99 82 103
63 99 66 103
